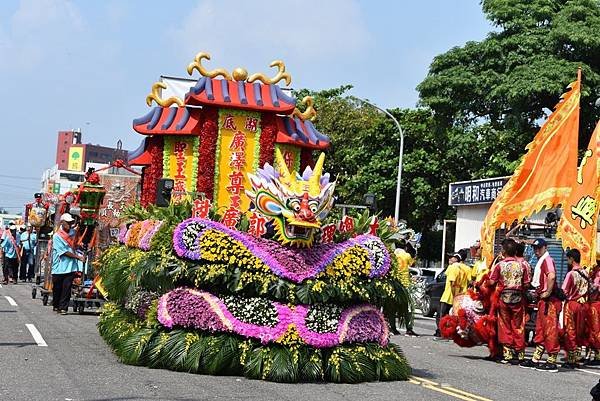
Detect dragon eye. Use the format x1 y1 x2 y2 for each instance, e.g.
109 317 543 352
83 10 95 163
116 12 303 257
289 200 301 212
309 201 318 213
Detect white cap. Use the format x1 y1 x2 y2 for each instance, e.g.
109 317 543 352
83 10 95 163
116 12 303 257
60 213 75 223
8 223 16 229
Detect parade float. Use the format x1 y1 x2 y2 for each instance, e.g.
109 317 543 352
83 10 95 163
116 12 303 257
97 52 411 383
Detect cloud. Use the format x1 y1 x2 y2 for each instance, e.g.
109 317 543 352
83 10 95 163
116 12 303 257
169 0 370 75
0 0 84 71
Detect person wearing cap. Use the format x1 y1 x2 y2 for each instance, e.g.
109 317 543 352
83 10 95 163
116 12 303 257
51 213 84 315
1 223 20 284
488 238 530 364
520 238 561 372
435 251 470 337
18 223 37 283
561 248 589 369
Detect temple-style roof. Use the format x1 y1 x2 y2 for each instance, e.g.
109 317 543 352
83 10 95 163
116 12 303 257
275 116 330 150
133 106 201 135
185 77 296 113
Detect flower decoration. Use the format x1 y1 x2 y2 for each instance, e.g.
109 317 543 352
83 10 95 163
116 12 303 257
156 287 388 348
172 218 390 283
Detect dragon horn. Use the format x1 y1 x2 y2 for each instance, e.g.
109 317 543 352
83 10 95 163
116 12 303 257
308 152 325 196
275 148 293 185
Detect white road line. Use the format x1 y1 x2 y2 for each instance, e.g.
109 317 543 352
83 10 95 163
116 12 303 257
576 368 600 376
25 324 48 347
4 296 17 306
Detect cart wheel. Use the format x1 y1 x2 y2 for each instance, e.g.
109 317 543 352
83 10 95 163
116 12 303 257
31 288 37 299
78 303 85 314
42 294 48 306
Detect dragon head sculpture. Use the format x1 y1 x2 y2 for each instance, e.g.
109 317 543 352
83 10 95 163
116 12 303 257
246 149 335 247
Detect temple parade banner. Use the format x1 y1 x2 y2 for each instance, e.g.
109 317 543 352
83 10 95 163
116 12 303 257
481 71 581 263
214 109 261 227
556 120 600 268
163 136 199 201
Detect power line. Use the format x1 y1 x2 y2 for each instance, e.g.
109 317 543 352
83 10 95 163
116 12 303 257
0 182 39 191
0 174 40 181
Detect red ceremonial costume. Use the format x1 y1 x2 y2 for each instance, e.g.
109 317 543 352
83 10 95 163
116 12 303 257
490 256 530 355
533 255 562 354
562 264 589 354
588 266 600 353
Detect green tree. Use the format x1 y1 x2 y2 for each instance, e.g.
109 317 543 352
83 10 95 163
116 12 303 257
418 0 600 177
293 87 459 242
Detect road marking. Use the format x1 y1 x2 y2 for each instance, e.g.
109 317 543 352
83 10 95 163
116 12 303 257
576 368 600 376
442 385 494 401
410 375 438 385
421 383 479 401
25 324 48 347
411 375 493 401
4 296 17 306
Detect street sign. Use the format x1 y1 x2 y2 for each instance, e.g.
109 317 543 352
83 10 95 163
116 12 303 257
448 177 509 206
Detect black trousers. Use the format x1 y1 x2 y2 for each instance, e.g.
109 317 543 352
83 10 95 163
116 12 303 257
435 302 453 334
52 272 75 311
2 258 18 282
19 250 35 280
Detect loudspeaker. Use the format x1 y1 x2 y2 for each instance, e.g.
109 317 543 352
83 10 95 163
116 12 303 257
156 178 174 206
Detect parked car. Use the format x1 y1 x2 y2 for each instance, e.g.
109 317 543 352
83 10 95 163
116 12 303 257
420 271 446 317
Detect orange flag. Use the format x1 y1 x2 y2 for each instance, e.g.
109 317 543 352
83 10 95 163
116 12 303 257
481 72 581 264
556 121 600 268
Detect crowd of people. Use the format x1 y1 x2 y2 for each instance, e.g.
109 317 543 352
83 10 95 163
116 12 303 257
0 213 83 315
437 237 600 373
1 222 37 284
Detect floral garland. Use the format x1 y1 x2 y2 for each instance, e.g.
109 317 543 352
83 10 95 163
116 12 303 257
197 107 218 199
139 220 164 251
122 219 163 250
259 113 277 168
172 218 390 283
156 287 388 347
140 136 163 206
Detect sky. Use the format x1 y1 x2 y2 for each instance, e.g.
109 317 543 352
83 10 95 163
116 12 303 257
0 0 493 213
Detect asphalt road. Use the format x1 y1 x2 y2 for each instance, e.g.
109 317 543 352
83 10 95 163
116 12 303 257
0 282 597 401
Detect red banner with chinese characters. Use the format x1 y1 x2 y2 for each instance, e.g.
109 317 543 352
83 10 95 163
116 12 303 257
557 121 600 268
215 110 261 228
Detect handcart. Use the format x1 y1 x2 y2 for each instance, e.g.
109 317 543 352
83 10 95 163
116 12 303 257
31 237 50 301
71 278 105 314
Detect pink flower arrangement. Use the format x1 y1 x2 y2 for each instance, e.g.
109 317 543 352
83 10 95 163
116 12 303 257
172 218 390 283
122 219 163 250
156 287 389 347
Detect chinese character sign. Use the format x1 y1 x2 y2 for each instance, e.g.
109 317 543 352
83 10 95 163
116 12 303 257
214 110 261 227
163 136 198 201
449 178 509 206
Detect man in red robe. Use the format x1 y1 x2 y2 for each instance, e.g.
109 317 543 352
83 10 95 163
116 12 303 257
520 238 561 373
488 238 530 364
561 249 589 369
588 255 600 365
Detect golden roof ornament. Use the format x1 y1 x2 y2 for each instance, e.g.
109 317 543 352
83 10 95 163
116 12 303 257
146 82 184 107
292 96 317 121
185 51 292 87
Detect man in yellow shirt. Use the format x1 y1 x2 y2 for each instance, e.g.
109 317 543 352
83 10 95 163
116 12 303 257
471 245 489 284
435 251 470 337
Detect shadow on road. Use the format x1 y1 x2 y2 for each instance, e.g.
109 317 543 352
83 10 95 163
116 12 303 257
0 342 38 347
